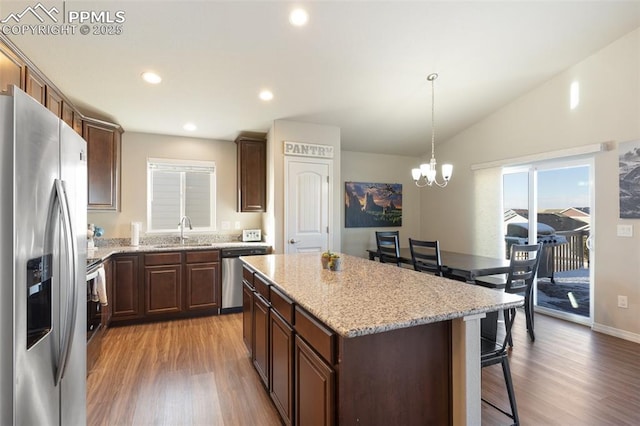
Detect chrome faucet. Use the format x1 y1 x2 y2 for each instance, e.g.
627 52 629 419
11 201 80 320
179 216 192 244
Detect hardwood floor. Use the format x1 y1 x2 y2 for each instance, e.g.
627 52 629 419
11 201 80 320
88 312 640 425
87 314 281 426
482 312 640 425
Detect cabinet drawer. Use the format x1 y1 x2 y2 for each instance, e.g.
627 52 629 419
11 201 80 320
145 252 181 266
271 286 293 325
254 274 270 301
242 264 254 285
294 306 335 365
185 250 219 263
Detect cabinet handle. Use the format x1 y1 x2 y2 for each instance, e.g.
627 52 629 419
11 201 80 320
289 239 299 244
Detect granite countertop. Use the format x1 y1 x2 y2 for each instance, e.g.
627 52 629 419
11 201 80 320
88 241 271 263
241 252 524 338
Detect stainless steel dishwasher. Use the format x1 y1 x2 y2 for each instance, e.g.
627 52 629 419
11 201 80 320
221 246 269 313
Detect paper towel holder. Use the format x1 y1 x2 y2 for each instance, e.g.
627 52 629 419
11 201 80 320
131 221 142 246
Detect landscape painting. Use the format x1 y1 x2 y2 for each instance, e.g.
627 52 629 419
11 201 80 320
619 139 640 218
345 182 402 228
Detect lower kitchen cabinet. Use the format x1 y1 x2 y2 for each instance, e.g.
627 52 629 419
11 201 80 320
270 311 294 425
243 263 336 425
295 335 335 426
253 293 270 388
102 259 113 327
144 252 183 316
241 263 452 425
145 264 182 315
110 249 220 325
111 255 142 320
242 281 254 354
185 250 220 312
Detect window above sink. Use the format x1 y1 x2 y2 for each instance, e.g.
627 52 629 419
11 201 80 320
147 158 216 233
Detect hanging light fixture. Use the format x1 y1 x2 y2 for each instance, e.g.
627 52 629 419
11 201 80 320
412 73 453 187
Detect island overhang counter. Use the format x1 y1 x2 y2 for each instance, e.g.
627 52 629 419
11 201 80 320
240 252 523 425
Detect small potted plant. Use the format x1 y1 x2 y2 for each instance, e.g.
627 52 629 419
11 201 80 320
321 250 332 269
328 253 342 271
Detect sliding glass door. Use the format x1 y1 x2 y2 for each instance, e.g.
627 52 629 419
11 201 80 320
503 158 593 324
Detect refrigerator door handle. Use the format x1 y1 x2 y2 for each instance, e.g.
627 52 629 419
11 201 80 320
54 179 79 385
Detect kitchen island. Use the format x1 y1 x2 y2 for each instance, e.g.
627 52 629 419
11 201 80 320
241 253 523 426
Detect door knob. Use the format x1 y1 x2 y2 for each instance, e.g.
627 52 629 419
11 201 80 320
289 238 298 244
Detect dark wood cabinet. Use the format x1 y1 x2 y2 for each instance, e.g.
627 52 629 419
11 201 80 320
0 41 22 94
102 259 113 327
144 252 183 317
46 88 62 117
0 34 122 209
243 264 451 425
236 132 266 212
270 310 294 425
110 250 221 325
253 293 270 388
60 100 82 135
111 255 142 320
185 250 220 312
24 66 45 105
84 118 122 211
242 281 254 354
295 335 335 426
144 263 182 316
243 265 336 424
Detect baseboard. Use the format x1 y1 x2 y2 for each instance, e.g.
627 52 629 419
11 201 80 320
592 322 640 344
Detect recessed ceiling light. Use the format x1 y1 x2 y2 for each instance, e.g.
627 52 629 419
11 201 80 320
259 90 274 101
289 8 308 26
141 71 162 84
183 122 197 131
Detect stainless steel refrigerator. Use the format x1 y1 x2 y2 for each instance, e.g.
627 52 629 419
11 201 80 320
0 86 87 425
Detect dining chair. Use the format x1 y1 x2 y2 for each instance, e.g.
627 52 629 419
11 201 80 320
481 306 520 425
475 243 542 344
408 238 443 276
375 231 401 266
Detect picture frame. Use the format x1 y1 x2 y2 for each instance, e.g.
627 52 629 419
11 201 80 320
619 139 640 218
345 182 402 228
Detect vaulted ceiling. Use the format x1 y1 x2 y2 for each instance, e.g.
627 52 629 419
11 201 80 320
4 1 640 156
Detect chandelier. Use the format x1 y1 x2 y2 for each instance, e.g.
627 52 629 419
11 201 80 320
412 73 453 187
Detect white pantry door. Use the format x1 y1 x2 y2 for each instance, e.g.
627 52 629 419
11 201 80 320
285 158 331 254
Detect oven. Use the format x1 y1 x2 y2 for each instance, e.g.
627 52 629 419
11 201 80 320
86 259 104 372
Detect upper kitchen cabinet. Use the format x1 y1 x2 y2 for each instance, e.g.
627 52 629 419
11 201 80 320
45 87 63 118
24 66 46 105
236 132 267 212
84 118 123 211
0 34 123 210
0 41 23 94
62 101 83 135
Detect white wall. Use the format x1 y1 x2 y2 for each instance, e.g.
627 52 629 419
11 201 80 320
431 28 640 339
341 151 422 257
266 120 341 253
88 131 262 239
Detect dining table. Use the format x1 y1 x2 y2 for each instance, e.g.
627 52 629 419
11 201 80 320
367 247 511 282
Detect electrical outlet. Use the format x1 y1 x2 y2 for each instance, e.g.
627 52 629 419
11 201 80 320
221 221 231 230
234 221 241 230
617 295 628 309
242 229 262 242
617 224 633 237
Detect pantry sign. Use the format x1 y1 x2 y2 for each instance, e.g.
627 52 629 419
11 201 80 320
283 141 334 159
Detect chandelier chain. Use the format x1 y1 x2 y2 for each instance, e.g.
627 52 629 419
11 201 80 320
430 73 436 160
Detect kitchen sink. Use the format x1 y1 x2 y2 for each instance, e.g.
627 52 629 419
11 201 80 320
153 243 213 248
